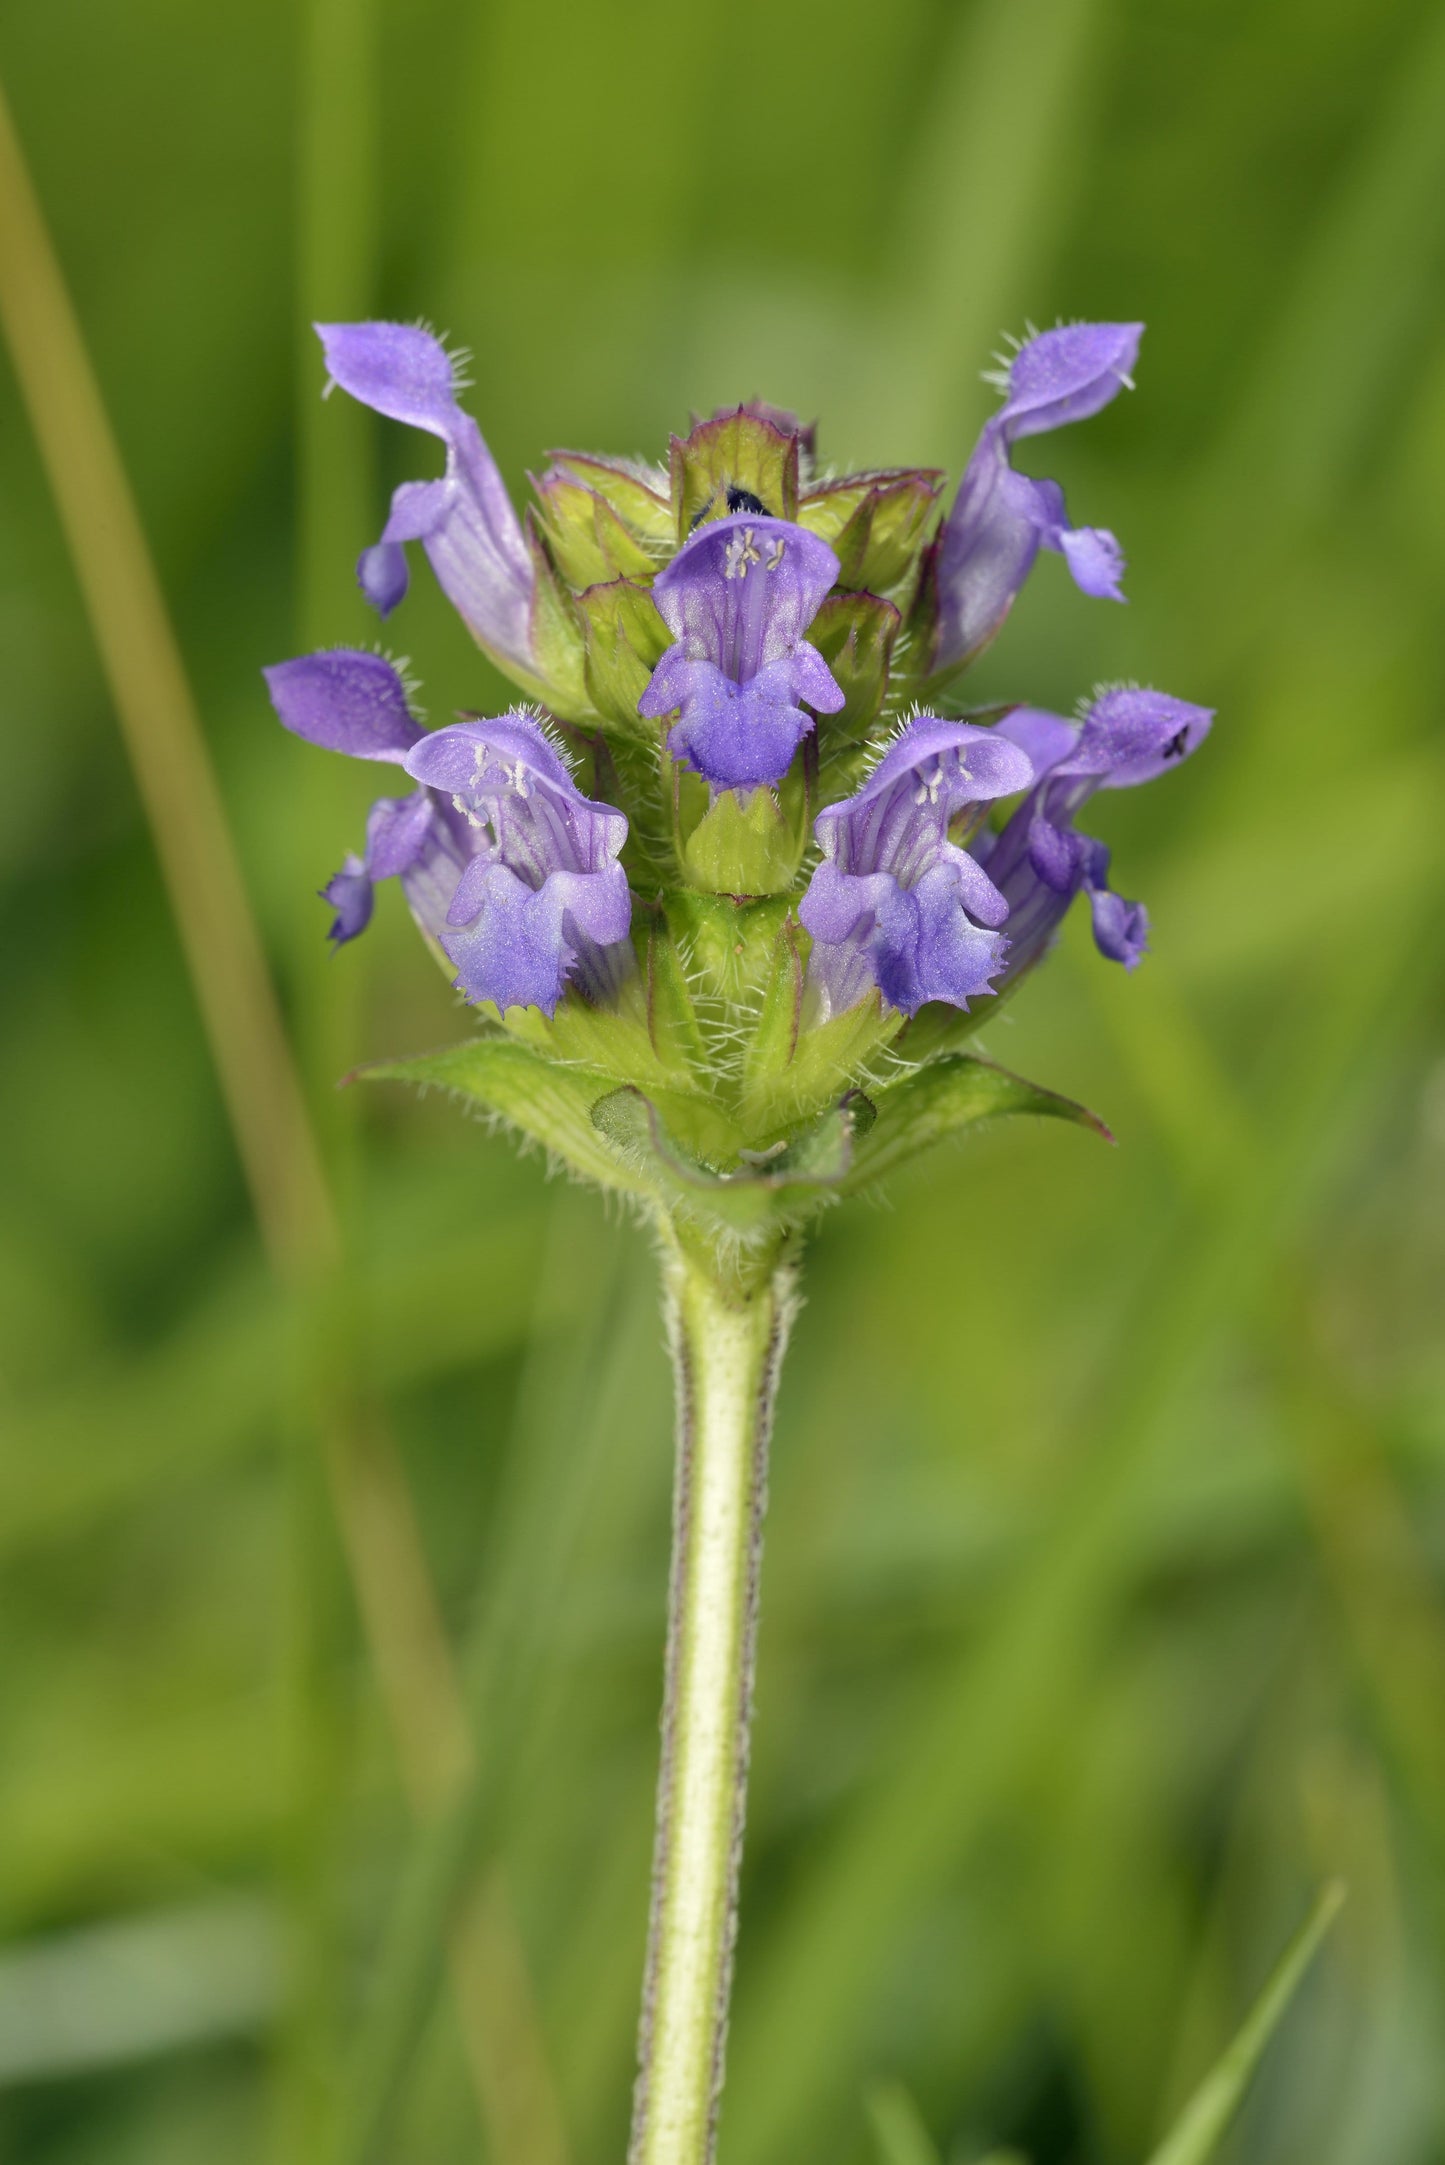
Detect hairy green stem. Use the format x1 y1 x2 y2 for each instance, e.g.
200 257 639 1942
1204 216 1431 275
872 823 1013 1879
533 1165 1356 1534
630 1226 799 2165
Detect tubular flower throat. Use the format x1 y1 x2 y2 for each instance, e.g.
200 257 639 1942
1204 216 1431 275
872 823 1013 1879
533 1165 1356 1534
265 315 1212 1175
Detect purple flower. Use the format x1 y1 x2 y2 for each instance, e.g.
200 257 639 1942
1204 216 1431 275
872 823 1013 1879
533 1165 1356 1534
316 322 536 679
798 719 1035 1018
404 717 631 1014
638 513 845 791
263 648 631 1015
934 322 1143 672
972 686 1214 983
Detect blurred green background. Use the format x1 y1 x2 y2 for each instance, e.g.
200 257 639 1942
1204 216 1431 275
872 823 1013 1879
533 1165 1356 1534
2 0 1444 2160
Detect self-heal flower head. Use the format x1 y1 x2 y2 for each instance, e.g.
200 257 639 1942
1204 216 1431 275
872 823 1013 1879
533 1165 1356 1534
933 321 1143 673
316 322 537 679
972 685 1213 985
638 512 845 791
404 719 632 1015
798 719 1035 1018
263 648 631 1015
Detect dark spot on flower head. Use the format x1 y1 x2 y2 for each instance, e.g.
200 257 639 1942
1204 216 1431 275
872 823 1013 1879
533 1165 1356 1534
687 484 773 531
1163 726 1190 761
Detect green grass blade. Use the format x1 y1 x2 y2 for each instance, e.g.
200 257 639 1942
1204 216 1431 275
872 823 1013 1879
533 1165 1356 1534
866 2080 942 2165
724 886 1438 2165
1145 1883 1345 2165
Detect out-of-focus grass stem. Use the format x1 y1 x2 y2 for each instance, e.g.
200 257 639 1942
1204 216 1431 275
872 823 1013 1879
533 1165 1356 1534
0 72 334 1282
0 64 560 2165
292 3 569 2155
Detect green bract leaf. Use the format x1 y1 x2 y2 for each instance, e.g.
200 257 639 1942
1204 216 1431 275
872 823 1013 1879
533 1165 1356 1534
809 589 902 751
533 472 656 590
843 1052 1112 1191
800 469 943 593
545 449 674 546
522 510 594 721
670 407 801 538
354 1035 654 1196
682 785 802 896
1144 1883 1345 2165
575 577 670 735
589 1085 866 1239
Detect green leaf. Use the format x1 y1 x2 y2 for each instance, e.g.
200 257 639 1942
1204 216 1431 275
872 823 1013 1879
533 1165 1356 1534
669 406 800 537
865 2080 942 2165
355 1035 655 1197
1144 1883 1345 2165
843 1052 1112 1192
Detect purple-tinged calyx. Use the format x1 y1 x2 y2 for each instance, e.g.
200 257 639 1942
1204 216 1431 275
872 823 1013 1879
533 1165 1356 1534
638 512 845 791
798 719 1035 1018
263 648 631 1014
973 686 1213 983
933 321 1143 673
403 716 631 1016
316 322 537 681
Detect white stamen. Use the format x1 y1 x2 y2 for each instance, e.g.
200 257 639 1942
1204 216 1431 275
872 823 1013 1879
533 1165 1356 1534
724 526 762 580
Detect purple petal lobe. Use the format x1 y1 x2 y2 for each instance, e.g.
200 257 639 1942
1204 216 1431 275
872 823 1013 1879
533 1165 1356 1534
358 541 409 616
1000 322 1143 441
1058 524 1127 601
994 705 1080 775
1062 687 1215 787
264 649 423 763
640 513 842 790
321 854 373 945
364 790 437 881
317 321 464 438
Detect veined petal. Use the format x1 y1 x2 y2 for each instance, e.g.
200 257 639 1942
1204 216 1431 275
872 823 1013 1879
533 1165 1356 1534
441 859 632 1015
801 717 1028 1018
640 513 842 790
932 431 1043 668
402 711 631 1013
